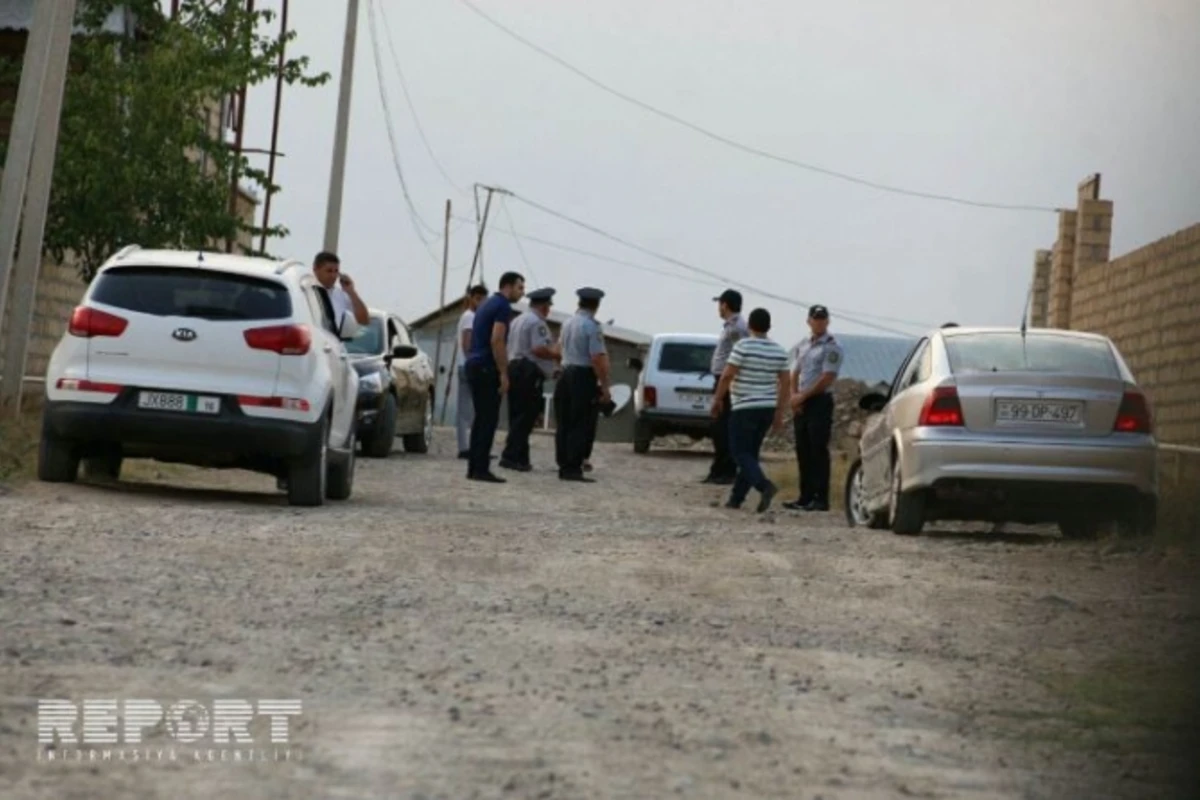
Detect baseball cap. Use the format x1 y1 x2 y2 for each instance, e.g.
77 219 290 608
714 289 743 309
808 304 829 319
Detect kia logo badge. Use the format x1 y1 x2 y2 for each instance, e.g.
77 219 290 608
172 328 197 342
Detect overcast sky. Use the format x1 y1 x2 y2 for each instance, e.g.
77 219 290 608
240 0 1200 348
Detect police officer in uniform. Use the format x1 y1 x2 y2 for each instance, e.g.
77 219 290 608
783 304 844 511
500 288 559 471
554 287 610 482
704 289 750 485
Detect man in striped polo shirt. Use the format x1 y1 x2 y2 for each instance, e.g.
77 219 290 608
712 307 791 512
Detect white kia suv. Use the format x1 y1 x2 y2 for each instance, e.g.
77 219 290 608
39 246 361 506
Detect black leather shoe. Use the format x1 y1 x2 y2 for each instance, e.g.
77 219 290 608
457 451 470 460
710 475 735 486
468 472 507 483
757 482 778 514
803 500 830 512
782 497 811 511
724 499 743 509
559 471 594 483
498 459 531 472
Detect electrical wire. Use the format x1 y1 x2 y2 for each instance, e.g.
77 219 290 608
365 0 444 264
376 0 469 197
453 0 1060 214
498 197 540 288
457 203 932 336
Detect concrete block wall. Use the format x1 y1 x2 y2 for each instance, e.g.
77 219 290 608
0 256 86 383
1029 249 1052 327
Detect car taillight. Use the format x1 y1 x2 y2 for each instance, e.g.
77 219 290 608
643 385 657 408
1114 390 1152 434
68 306 128 338
55 378 123 394
918 385 963 427
237 395 311 412
243 324 311 355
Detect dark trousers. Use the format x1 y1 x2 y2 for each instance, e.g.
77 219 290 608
465 360 501 478
793 392 834 503
729 406 776 505
554 365 598 475
707 381 736 479
502 359 544 466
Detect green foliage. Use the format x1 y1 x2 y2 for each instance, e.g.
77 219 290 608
1 0 328 279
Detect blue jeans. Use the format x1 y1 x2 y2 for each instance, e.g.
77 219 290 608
729 406 775 505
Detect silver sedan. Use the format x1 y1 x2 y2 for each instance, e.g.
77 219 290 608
844 326 1158 538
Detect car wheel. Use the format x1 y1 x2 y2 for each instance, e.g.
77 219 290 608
402 392 432 454
37 416 79 483
633 419 652 454
363 392 397 458
888 459 925 536
82 451 122 482
326 420 356 501
287 415 328 507
844 459 886 529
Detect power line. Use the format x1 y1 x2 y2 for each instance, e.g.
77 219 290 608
365 0 443 264
457 203 931 336
376 0 468 197
498 197 540 288
453 0 1059 214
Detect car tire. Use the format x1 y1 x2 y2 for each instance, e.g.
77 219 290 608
82 451 122 482
402 392 433 454
287 415 328 507
633 419 652 454
888 460 925 536
326 420 356 501
844 459 887 529
37 417 79 483
363 392 397 458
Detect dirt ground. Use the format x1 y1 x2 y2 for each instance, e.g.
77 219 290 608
1 429 1198 799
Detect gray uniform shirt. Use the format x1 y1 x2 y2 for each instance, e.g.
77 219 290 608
508 311 556 377
790 332 844 393
711 313 749 375
560 310 606 367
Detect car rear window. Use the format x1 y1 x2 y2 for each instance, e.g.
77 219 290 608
90 266 291 321
657 342 716 373
945 332 1120 378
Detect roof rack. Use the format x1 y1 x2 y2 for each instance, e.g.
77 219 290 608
112 244 141 260
274 258 307 275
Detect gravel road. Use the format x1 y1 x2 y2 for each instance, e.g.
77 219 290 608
1 430 1198 799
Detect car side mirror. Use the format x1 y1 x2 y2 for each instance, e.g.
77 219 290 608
392 344 419 359
858 392 888 413
628 357 644 372
337 314 359 342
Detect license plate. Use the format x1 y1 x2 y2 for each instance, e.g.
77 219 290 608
679 392 711 408
137 391 220 414
995 399 1082 423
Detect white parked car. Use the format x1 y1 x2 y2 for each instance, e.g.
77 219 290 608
39 246 360 507
630 333 718 453
844 326 1158 538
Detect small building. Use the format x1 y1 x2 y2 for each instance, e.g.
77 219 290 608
408 298 651 443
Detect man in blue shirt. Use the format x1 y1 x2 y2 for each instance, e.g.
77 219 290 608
465 271 525 482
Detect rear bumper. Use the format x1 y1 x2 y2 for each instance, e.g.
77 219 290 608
637 410 712 434
44 396 321 459
900 429 1158 497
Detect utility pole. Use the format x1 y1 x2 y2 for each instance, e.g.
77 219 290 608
0 0 63 358
259 0 290 254
323 0 360 254
0 0 76 408
431 198 451 423
439 186 498 423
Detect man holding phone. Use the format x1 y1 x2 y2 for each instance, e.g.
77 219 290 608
312 251 370 328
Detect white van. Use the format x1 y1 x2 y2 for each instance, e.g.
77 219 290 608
630 333 719 453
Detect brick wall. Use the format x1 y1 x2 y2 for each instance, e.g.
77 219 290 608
1030 175 1200 447
1070 223 1200 446
0 256 86 382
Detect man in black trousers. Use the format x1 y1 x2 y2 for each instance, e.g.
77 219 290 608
500 287 559 471
703 289 749 485
464 271 525 483
783 305 844 511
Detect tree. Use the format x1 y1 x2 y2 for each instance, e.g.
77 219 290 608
1 0 329 279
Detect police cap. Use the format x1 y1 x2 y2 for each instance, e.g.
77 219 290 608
808 304 829 320
576 287 605 301
527 287 556 304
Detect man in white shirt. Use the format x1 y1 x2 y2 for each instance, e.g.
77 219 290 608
312 251 369 330
456 284 489 458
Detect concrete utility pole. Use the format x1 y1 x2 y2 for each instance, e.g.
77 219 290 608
0 0 77 408
1 0 79 411
323 0 360 254
0 0 65 355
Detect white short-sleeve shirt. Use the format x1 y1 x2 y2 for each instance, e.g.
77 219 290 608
458 309 475 356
